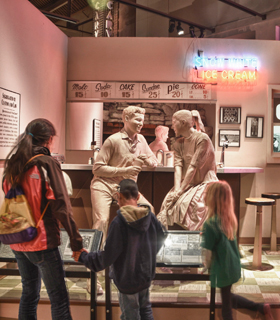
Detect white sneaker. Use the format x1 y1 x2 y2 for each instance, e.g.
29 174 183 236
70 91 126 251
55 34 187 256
86 278 104 295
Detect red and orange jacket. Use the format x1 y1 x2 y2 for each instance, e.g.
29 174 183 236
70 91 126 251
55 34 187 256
3 147 83 252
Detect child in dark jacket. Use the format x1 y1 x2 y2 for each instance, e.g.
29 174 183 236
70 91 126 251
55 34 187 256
73 179 167 320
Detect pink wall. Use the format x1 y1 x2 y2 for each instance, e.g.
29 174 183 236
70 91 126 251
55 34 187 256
0 0 68 203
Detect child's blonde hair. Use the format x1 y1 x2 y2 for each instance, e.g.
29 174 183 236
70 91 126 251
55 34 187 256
204 180 237 240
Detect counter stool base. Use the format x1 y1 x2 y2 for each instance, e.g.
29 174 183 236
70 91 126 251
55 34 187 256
241 262 274 271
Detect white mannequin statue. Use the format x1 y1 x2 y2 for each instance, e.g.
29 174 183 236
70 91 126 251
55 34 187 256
157 110 217 230
149 125 169 153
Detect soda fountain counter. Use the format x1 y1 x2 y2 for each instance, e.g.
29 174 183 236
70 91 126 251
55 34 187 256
61 164 263 241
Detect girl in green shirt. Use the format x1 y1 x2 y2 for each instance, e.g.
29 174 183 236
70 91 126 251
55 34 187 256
201 180 274 320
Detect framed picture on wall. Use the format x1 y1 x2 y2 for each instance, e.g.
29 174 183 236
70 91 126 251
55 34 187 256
220 107 241 124
245 116 264 138
219 129 240 147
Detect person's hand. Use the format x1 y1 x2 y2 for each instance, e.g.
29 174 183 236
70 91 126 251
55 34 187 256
201 267 208 274
137 154 157 168
167 190 181 203
125 165 142 177
144 158 157 168
72 248 88 262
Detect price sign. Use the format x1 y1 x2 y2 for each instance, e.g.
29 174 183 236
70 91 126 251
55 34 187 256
161 83 188 99
187 84 211 100
92 82 115 99
67 82 92 99
67 81 212 101
140 83 162 99
115 82 140 99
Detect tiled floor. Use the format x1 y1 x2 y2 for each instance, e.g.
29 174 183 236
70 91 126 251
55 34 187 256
0 245 280 307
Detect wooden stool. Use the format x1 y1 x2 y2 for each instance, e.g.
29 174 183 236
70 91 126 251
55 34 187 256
261 192 280 251
244 197 275 271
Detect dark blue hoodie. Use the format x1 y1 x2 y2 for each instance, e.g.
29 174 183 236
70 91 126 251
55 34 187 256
79 204 167 294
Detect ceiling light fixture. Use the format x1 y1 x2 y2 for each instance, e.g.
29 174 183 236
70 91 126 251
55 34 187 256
168 20 175 33
199 29 205 38
177 22 184 36
189 26 196 38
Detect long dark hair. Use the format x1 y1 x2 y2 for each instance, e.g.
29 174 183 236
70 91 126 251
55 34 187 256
4 118 56 185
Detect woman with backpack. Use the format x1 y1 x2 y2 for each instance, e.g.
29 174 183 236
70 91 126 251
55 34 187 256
2 118 83 320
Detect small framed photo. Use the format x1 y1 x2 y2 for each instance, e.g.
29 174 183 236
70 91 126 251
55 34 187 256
245 116 264 138
220 107 241 124
219 129 240 147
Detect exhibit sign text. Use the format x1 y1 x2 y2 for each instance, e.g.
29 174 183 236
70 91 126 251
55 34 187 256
0 88 20 159
193 54 259 85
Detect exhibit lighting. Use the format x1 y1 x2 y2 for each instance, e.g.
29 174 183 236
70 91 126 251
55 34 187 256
168 20 175 33
189 26 196 38
177 22 184 36
199 29 205 38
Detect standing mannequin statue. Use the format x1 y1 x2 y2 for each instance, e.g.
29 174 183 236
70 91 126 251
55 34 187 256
91 106 158 243
157 110 218 230
149 125 169 153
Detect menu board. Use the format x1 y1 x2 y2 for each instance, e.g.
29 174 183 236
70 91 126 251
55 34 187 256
91 82 115 99
187 83 211 100
67 82 92 99
115 82 140 99
156 231 203 267
161 83 188 99
67 81 212 101
0 88 20 159
0 229 103 264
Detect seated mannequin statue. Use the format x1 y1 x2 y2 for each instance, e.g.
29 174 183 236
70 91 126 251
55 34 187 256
157 110 218 230
149 125 169 153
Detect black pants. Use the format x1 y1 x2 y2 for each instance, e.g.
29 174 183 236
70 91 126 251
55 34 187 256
220 285 264 320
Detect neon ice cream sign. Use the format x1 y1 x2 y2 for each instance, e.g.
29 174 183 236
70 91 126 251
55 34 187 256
193 55 258 84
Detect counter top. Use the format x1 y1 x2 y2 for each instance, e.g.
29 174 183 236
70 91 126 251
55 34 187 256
61 164 174 172
217 167 264 173
61 164 264 174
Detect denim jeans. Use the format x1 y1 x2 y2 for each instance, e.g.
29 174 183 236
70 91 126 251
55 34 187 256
13 248 72 320
220 284 264 320
118 287 154 320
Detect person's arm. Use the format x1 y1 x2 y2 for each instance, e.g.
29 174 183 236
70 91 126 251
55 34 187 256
138 136 158 167
172 142 183 191
176 136 210 197
93 138 142 177
201 248 212 273
153 216 168 253
174 165 183 191
77 219 124 272
201 221 216 273
176 165 197 196
44 159 83 251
